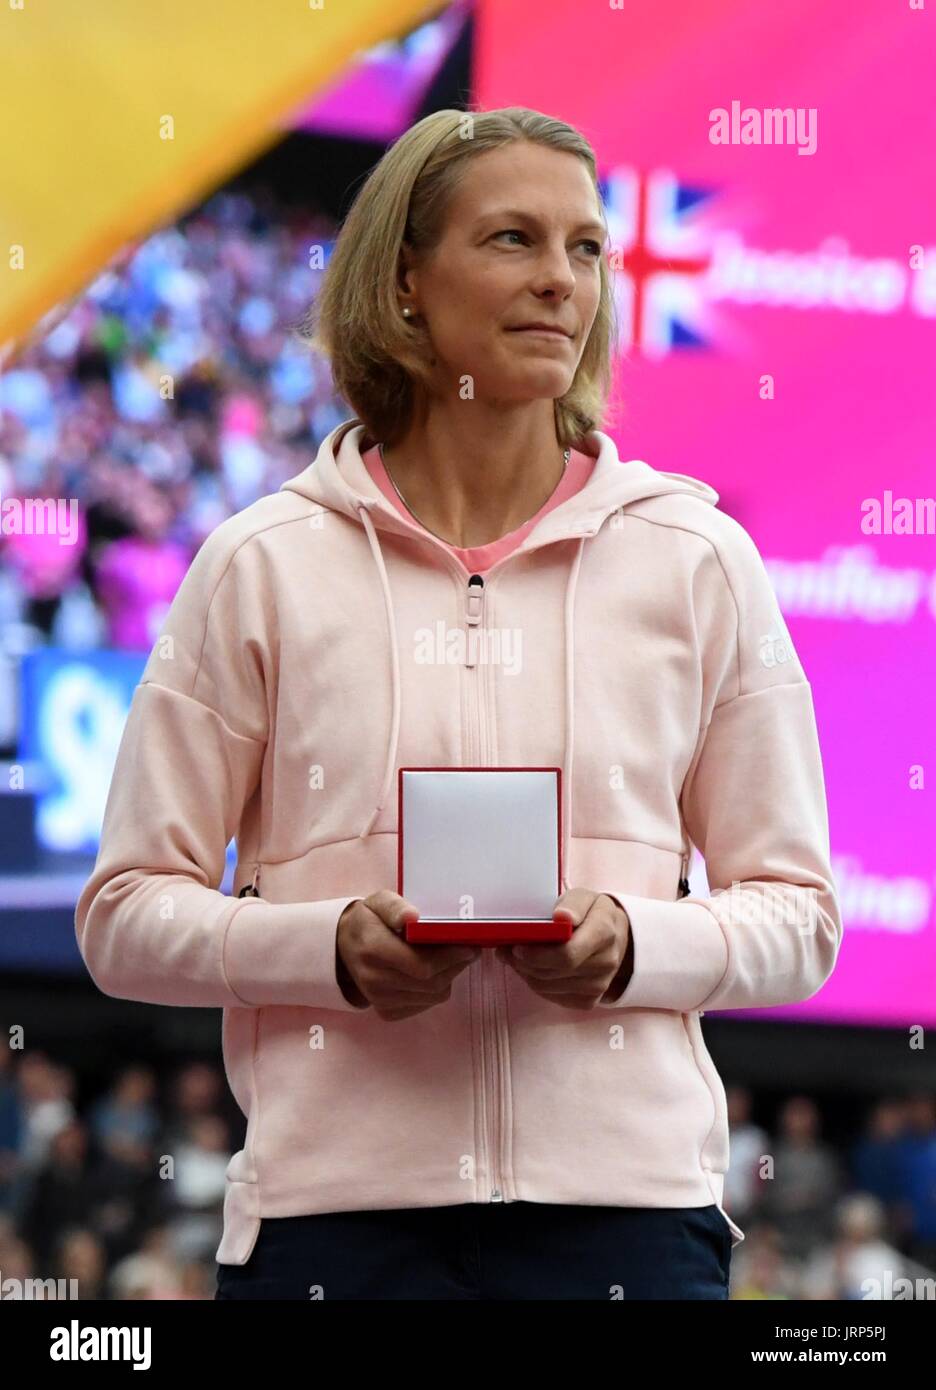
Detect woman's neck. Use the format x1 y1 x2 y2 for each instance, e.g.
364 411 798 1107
377 411 572 549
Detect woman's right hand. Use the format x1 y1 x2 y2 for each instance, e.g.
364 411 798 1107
336 890 481 1021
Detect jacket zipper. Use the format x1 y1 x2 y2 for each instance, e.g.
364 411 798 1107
333 499 615 1200
464 573 507 1203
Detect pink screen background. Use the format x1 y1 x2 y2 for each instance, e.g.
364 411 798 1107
477 0 936 1028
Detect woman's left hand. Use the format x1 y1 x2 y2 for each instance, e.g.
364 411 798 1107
495 888 633 1009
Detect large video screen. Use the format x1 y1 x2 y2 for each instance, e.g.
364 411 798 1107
476 0 936 1028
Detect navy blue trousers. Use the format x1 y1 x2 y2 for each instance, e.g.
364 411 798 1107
215 1201 731 1300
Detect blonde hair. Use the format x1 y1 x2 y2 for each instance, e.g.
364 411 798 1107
302 106 620 448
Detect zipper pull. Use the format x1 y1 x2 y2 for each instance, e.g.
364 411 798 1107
238 863 261 898
678 848 690 898
465 574 484 669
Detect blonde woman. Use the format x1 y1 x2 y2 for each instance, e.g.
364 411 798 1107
75 107 842 1301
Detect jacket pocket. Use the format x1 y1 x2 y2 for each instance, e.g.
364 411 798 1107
681 1009 745 1248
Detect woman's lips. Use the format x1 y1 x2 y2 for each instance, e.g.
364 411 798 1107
508 326 572 340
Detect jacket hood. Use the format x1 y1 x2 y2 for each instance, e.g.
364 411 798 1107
280 419 719 541
279 419 720 860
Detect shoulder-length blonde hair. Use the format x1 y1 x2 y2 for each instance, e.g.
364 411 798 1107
302 106 620 448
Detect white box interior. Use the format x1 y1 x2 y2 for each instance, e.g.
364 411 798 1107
401 769 559 921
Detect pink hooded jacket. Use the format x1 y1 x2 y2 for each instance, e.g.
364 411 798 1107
74 418 842 1264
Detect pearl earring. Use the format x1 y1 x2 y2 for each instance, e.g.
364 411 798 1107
402 307 413 317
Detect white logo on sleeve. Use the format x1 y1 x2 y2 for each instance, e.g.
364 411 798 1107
758 629 795 668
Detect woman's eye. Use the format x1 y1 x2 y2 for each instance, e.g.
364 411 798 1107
493 230 603 257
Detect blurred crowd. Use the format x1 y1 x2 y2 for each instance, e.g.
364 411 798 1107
0 1039 934 1300
723 1087 936 1299
0 1047 239 1299
0 188 347 665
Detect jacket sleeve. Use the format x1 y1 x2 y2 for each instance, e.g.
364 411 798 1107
74 521 367 1012
597 515 842 1012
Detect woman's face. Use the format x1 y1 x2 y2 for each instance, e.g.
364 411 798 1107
402 141 606 407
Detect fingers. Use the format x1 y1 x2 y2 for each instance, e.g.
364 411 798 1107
499 892 622 978
377 956 477 996
550 886 595 928
371 969 461 1019
364 888 422 935
355 891 481 1019
359 889 625 1018
372 930 480 982
501 920 602 976
363 892 480 981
